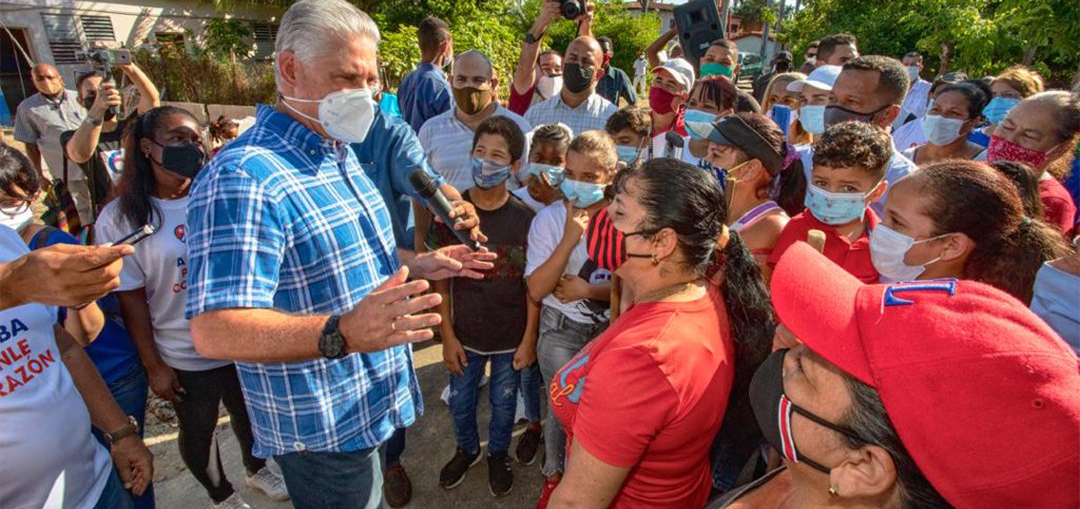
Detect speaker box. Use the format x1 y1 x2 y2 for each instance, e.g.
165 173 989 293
673 0 726 70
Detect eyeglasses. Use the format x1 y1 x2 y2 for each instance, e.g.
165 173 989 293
0 198 31 217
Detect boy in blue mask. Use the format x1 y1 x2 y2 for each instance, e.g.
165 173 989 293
768 121 892 283
604 106 651 165
431 115 537 497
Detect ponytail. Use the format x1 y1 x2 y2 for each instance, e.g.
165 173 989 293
773 143 807 217
966 217 1071 304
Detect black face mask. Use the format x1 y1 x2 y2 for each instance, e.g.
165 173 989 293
562 62 595 94
83 94 116 122
750 349 867 474
823 103 890 130
149 139 206 179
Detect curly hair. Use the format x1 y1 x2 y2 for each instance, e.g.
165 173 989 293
605 106 651 139
812 121 893 181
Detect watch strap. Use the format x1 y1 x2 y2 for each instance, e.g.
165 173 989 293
319 314 346 359
105 416 139 445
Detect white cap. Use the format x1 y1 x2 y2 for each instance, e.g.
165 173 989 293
652 58 696 92
787 65 842 93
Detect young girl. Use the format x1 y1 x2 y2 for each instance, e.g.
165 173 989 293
208 115 240 158
525 131 618 505
703 113 806 278
95 106 287 509
514 123 571 212
683 77 739 167
873 160 1071 303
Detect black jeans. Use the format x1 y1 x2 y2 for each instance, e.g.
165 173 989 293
174 363 264 503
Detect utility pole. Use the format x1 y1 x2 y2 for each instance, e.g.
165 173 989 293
758 0 773 62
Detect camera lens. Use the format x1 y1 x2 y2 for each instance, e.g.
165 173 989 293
561 0 582 19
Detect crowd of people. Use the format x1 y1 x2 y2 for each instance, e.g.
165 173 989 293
2 0 1079 508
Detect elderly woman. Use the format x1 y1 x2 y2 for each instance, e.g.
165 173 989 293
987 91 1079 233
546 158 774 509
707 241 1080 509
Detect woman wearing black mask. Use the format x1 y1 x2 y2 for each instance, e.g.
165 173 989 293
95 106 289 508
546 159 773 508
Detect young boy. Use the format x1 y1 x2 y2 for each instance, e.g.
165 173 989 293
768 121 893 283
433 116 538 497
605 106 652 165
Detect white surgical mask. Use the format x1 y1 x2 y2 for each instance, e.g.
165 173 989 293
0 206 33 233
870 223 945 282
281 88 376 144
537 74 563 101
906 66 920 82
921 114 966 146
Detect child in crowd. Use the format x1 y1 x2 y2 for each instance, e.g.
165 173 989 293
604 106 651 165
525 131 618 503
433 116 538 497
514 123 572 212
208 115 239 157
768 121 892 283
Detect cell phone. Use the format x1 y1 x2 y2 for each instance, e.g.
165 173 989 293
111 49 132 66
114 224 156 246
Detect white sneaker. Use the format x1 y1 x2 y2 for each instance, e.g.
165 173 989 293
441 384 451 405
211 493 252 509
246 467 290 501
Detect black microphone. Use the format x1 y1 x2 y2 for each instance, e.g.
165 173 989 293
410 170 480 251
665 131 685 160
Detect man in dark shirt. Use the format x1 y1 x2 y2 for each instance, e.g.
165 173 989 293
753 51 794 103
595 36 637 107
397 16 454 132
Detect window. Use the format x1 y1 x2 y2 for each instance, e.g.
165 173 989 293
250 22 279 60
80 15 115 42
40 14 81 64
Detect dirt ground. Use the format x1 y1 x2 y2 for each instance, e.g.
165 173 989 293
149 339 543 509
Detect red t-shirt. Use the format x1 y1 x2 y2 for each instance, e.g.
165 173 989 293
1038 177 1077 234
509 83 537 116
551 287 735 509
768 208 881 284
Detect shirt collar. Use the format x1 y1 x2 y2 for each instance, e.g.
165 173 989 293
257 104 338 156
803 206 880 245
555 93 596 112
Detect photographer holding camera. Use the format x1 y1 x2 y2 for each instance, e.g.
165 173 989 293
63 52 160 228
509 0 596 117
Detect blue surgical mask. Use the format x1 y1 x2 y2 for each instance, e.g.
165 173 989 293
616 145 641 164
1030 262 1080 354
982 97 1020 125
560 178 606 208
921 114 966 146
800 104 826 135
524 163 565 186
685 109 718 140
804 183 876 225
471 157 512 189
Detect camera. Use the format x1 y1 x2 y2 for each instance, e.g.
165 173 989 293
74 48 132 81
560 0 584 20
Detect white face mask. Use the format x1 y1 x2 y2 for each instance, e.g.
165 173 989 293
0 206 33 233
906 66 921 82
870 223 945 283
537 74 563 101
921 114 966 146
281 88 376 144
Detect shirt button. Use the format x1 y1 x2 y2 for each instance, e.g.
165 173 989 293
293 441 306 452
308 150 316 156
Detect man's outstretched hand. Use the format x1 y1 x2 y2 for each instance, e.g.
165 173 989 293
408 245 497 281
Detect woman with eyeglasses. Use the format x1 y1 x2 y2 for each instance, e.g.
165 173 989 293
761 72 810 145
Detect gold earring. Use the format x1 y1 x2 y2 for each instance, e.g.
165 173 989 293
651 255 659 266
829 485 839 496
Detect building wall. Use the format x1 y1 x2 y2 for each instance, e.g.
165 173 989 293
0 0 282 82
733 35 777 59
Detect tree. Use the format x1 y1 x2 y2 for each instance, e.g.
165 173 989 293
203 18 254 60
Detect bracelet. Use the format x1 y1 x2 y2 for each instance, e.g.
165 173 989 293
105 415 139 445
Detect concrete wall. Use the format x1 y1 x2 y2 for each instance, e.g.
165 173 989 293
0 0 282 82
733 34 777 59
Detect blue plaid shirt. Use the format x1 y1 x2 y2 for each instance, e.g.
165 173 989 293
185 105 422 458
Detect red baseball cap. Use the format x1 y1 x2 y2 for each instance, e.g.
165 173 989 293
771 242 1080 509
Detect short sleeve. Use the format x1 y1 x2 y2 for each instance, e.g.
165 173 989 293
572 344 677 467
184 164 287 318
510 84 536 117
525 206 559 277
94 206 146 291
12 105 38 144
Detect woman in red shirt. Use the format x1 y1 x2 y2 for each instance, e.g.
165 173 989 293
546 158 774 509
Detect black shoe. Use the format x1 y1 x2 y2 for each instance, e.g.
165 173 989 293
383 464 412 507
488 451 513 497
439 447 481 490
515 423 543 465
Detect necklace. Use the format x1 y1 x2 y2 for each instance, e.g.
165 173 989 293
635 280 699 304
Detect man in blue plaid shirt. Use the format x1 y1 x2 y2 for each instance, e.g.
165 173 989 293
184 1 493 507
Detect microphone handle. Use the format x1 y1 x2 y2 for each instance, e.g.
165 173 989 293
427 192 481 251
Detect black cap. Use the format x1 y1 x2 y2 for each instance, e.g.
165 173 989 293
691 115 784 174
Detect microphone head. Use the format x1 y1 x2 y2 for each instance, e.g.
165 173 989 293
409 170 439 198
665 130 685 148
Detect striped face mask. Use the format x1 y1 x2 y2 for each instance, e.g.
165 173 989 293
750 350 868 474
585 207 657 273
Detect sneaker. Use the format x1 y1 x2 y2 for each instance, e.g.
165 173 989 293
514 423 543 465
439 447 481 490
246 466 290 501
383 464 413 508
534 474 560 509
488 451 513 497
211 493 252 509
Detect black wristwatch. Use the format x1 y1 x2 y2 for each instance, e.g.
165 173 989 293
524 30 545 45
318 314 347 359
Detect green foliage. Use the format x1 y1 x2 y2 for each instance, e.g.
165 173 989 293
780 0 1079 85
735 0 769 25
203 18 254 60
137 49 276 105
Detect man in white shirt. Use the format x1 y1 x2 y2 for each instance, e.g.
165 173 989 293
633 53 647 97
895 51 933 131
525 36 616 137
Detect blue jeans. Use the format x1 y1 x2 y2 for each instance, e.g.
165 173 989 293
93 469 134 509
449 350 519 454
276 447 383 509
90 363 154 509
520 362 543 423
537 306 608 476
